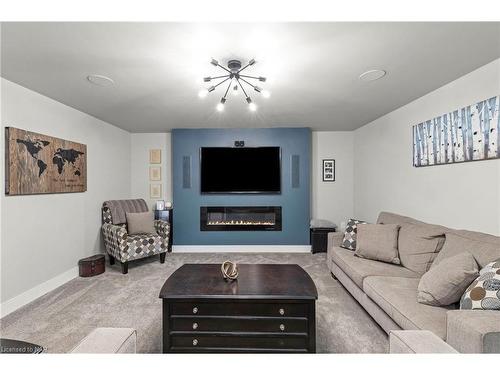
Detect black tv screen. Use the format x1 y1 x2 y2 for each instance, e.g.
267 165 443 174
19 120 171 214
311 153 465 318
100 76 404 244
200 147 281 194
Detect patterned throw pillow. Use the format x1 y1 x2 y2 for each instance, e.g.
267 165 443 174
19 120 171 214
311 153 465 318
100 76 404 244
341 219 367 250
460 258 500 310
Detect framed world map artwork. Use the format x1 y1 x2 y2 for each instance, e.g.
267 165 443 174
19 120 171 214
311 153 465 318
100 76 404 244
5 127 87 195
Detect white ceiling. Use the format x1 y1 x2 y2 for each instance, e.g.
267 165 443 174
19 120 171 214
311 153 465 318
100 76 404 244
1 22 499 132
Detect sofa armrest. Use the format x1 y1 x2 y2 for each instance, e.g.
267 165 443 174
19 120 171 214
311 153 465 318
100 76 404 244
389 330 457 353
446 310 500 353
328 232 344 249
154 220 170 240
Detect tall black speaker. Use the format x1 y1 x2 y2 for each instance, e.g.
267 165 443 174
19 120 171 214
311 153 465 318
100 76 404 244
182 156 191 189
291 154 300 188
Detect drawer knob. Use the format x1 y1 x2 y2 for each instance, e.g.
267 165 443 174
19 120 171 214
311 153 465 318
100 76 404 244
192 339 198 346
192 322 198 330
192 307 198 314
280 324 285 331
279 308 285 316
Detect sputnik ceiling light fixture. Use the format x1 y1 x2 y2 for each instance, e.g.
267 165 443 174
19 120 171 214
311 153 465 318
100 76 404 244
199 58 270 112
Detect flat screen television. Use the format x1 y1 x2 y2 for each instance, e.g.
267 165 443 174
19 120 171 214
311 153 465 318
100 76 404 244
200 147 281 194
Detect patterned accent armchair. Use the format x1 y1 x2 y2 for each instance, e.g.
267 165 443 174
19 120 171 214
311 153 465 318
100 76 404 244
101 199 170 274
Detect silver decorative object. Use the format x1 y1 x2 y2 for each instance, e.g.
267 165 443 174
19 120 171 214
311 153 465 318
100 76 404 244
221 261 238 281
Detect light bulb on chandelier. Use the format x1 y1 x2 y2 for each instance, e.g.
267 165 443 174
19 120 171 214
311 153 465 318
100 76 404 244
198 89 208 98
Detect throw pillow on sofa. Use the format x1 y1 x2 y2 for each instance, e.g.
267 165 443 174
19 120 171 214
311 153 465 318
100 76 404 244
354 223 401 264
126 211 156 235
417 252 479 307
341 219 367 250
460 258 500 310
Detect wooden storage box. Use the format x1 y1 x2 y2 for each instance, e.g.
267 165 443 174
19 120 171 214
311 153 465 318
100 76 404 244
78 254 105 277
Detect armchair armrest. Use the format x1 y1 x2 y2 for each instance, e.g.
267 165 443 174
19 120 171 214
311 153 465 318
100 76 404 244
389 330 457 353
102 223 128 260
446 310 500 353
154 220 170 240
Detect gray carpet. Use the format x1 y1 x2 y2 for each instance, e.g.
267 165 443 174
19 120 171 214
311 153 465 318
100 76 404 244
0 252 388 353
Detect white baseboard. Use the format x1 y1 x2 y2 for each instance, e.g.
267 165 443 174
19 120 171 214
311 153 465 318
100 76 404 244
172 245 311 253
0 266 79 318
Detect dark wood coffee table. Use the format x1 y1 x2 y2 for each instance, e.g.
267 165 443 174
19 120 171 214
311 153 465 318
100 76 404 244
159 263 318 353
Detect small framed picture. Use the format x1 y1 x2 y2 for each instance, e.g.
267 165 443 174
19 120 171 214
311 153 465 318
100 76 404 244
322 159 335 182
150 183 162 199
149 149 161 164
149 166 161 181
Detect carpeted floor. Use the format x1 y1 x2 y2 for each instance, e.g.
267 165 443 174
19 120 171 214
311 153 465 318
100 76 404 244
0 252 388 353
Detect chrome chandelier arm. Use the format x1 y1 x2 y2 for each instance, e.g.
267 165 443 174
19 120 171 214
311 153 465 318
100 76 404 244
236 78 250 99
222 80 232 100
212 77 231 89
239 74 265 81
238 58 256 74
216 63 232 74
238 77 260 90
206 74 230 81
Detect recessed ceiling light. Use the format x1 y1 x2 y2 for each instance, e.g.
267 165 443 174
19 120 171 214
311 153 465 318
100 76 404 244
359 69 387 82
87 74 114 87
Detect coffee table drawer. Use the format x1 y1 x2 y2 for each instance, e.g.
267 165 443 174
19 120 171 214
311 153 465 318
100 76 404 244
171 302 308 317
171 334 308 350
171 316 308 333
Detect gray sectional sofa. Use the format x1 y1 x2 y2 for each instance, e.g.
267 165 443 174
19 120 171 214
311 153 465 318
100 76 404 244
327 212 500 353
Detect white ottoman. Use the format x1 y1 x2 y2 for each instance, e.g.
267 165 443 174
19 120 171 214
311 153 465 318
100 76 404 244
71 328 137 353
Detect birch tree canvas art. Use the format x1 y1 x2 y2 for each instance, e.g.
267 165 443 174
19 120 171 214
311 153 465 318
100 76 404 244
413 95 500 167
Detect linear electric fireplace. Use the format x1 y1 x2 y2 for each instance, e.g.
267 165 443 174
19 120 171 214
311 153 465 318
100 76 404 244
200 206 282 231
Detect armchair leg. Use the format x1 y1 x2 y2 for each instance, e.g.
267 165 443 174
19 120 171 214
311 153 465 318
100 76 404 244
109 255 115 265
160 252 166 264
120 262 128 274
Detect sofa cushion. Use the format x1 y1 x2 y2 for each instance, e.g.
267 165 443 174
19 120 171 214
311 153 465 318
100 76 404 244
433 231 500 269
363 276 453 339
398 224 447 274
446 310 500 353
417 252 479 306
355 224 401 264
331 246 419 289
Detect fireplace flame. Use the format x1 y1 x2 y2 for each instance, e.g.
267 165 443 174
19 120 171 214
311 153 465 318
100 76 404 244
208 220 274 226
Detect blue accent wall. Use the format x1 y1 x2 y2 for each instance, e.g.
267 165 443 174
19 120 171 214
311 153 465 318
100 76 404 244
172 128 311 245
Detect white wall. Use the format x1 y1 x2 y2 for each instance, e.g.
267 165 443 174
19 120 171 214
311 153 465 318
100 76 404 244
0 78 131 311
354 59 500 234
130 133 172 210
311 131 354 228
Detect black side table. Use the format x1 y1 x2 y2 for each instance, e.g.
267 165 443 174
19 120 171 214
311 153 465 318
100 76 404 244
154 208 173 252
310 226 336 254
